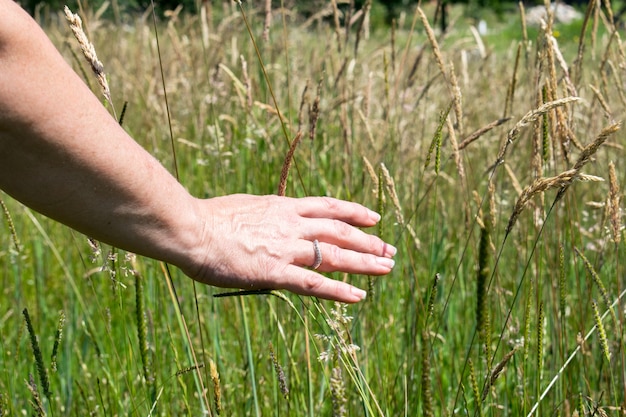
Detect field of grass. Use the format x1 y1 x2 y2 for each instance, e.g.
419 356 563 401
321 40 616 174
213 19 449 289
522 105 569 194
1 1 626 415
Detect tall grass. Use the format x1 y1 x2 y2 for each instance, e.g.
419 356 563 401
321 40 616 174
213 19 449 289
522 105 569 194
1 1 625 415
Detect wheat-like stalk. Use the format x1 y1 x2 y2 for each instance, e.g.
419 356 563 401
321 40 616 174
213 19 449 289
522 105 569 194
506 170 604 234
277 131 304 197
571 122 621 171
26 375 46 417
481 347 518 401
23 309 51 401
591 300 611 362
421 330 434 417
50 310 65 373
590 84 612 118
468 359 482 416
269 343 289 399
209 359 222 415
491 97 581 171
575 247 617 327
458 118 511 151
476 225 492 364
418 7 446 82
64 6 112 106
362 156 380 198
309 78 322 141
536 302 545 385
608 161 621 244
380 163 420 249
0 198 20 253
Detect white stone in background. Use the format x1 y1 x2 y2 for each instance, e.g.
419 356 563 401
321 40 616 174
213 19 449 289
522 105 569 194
525 3 583 26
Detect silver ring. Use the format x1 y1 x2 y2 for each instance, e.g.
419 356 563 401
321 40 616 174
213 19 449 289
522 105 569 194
311 239 323 270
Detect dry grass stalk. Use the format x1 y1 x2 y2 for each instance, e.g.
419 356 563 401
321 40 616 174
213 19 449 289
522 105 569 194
364 72 372 119
309 78 322 141
277 131 304 197
392 18 399 71
446 118 469 224
572 122 621 171
353 0 371 58
532 90 545 178
263 0 271 41
473 191 486 230
362 156 380 198
506 170 604 234
64 6 111 104
504 163 523 197
418 8 447 82
492 97 581 171
519 2 528 47
448 61 464 134
607 60 626 109
458 117 511 151
573 0 596 83
589 84 612 119
503 43 521 118
602 0 615 27
549 35 577 97
297 81 309 134
357 109 376 149
608 161 621 244
240 55 253 111
135 271 153 388
488 181 497 242
380 163 420 249
481 347 519 401
330 0 343 54
209 359 222 415
200 0 210 49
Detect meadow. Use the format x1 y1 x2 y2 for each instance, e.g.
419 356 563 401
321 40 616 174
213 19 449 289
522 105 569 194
1 1 625 415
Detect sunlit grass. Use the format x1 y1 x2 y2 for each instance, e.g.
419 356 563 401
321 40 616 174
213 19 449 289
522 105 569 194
1 1 625 415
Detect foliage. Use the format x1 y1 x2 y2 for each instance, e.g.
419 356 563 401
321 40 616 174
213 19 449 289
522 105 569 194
2 1 626 416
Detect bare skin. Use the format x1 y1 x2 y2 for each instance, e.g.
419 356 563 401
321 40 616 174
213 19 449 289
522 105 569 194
0 0 396 303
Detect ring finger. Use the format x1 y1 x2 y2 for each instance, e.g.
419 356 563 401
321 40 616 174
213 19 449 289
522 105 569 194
295 239 395 275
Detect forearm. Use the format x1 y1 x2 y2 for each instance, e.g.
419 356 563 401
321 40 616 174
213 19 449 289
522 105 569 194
0 1 200 269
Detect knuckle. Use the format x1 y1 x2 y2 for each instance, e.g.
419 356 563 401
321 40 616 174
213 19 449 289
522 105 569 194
326 244 343 268
332 219 353 239
319 196 340 211
301 273 323 292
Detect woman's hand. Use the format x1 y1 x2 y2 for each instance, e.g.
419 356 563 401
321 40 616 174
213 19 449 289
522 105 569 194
0 1 395 304
183 194 396 303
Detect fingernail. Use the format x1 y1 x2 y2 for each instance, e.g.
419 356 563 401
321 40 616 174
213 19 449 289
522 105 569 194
351 287 367 300
368 209 381 222
384 243 397 258
377 257 395 269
